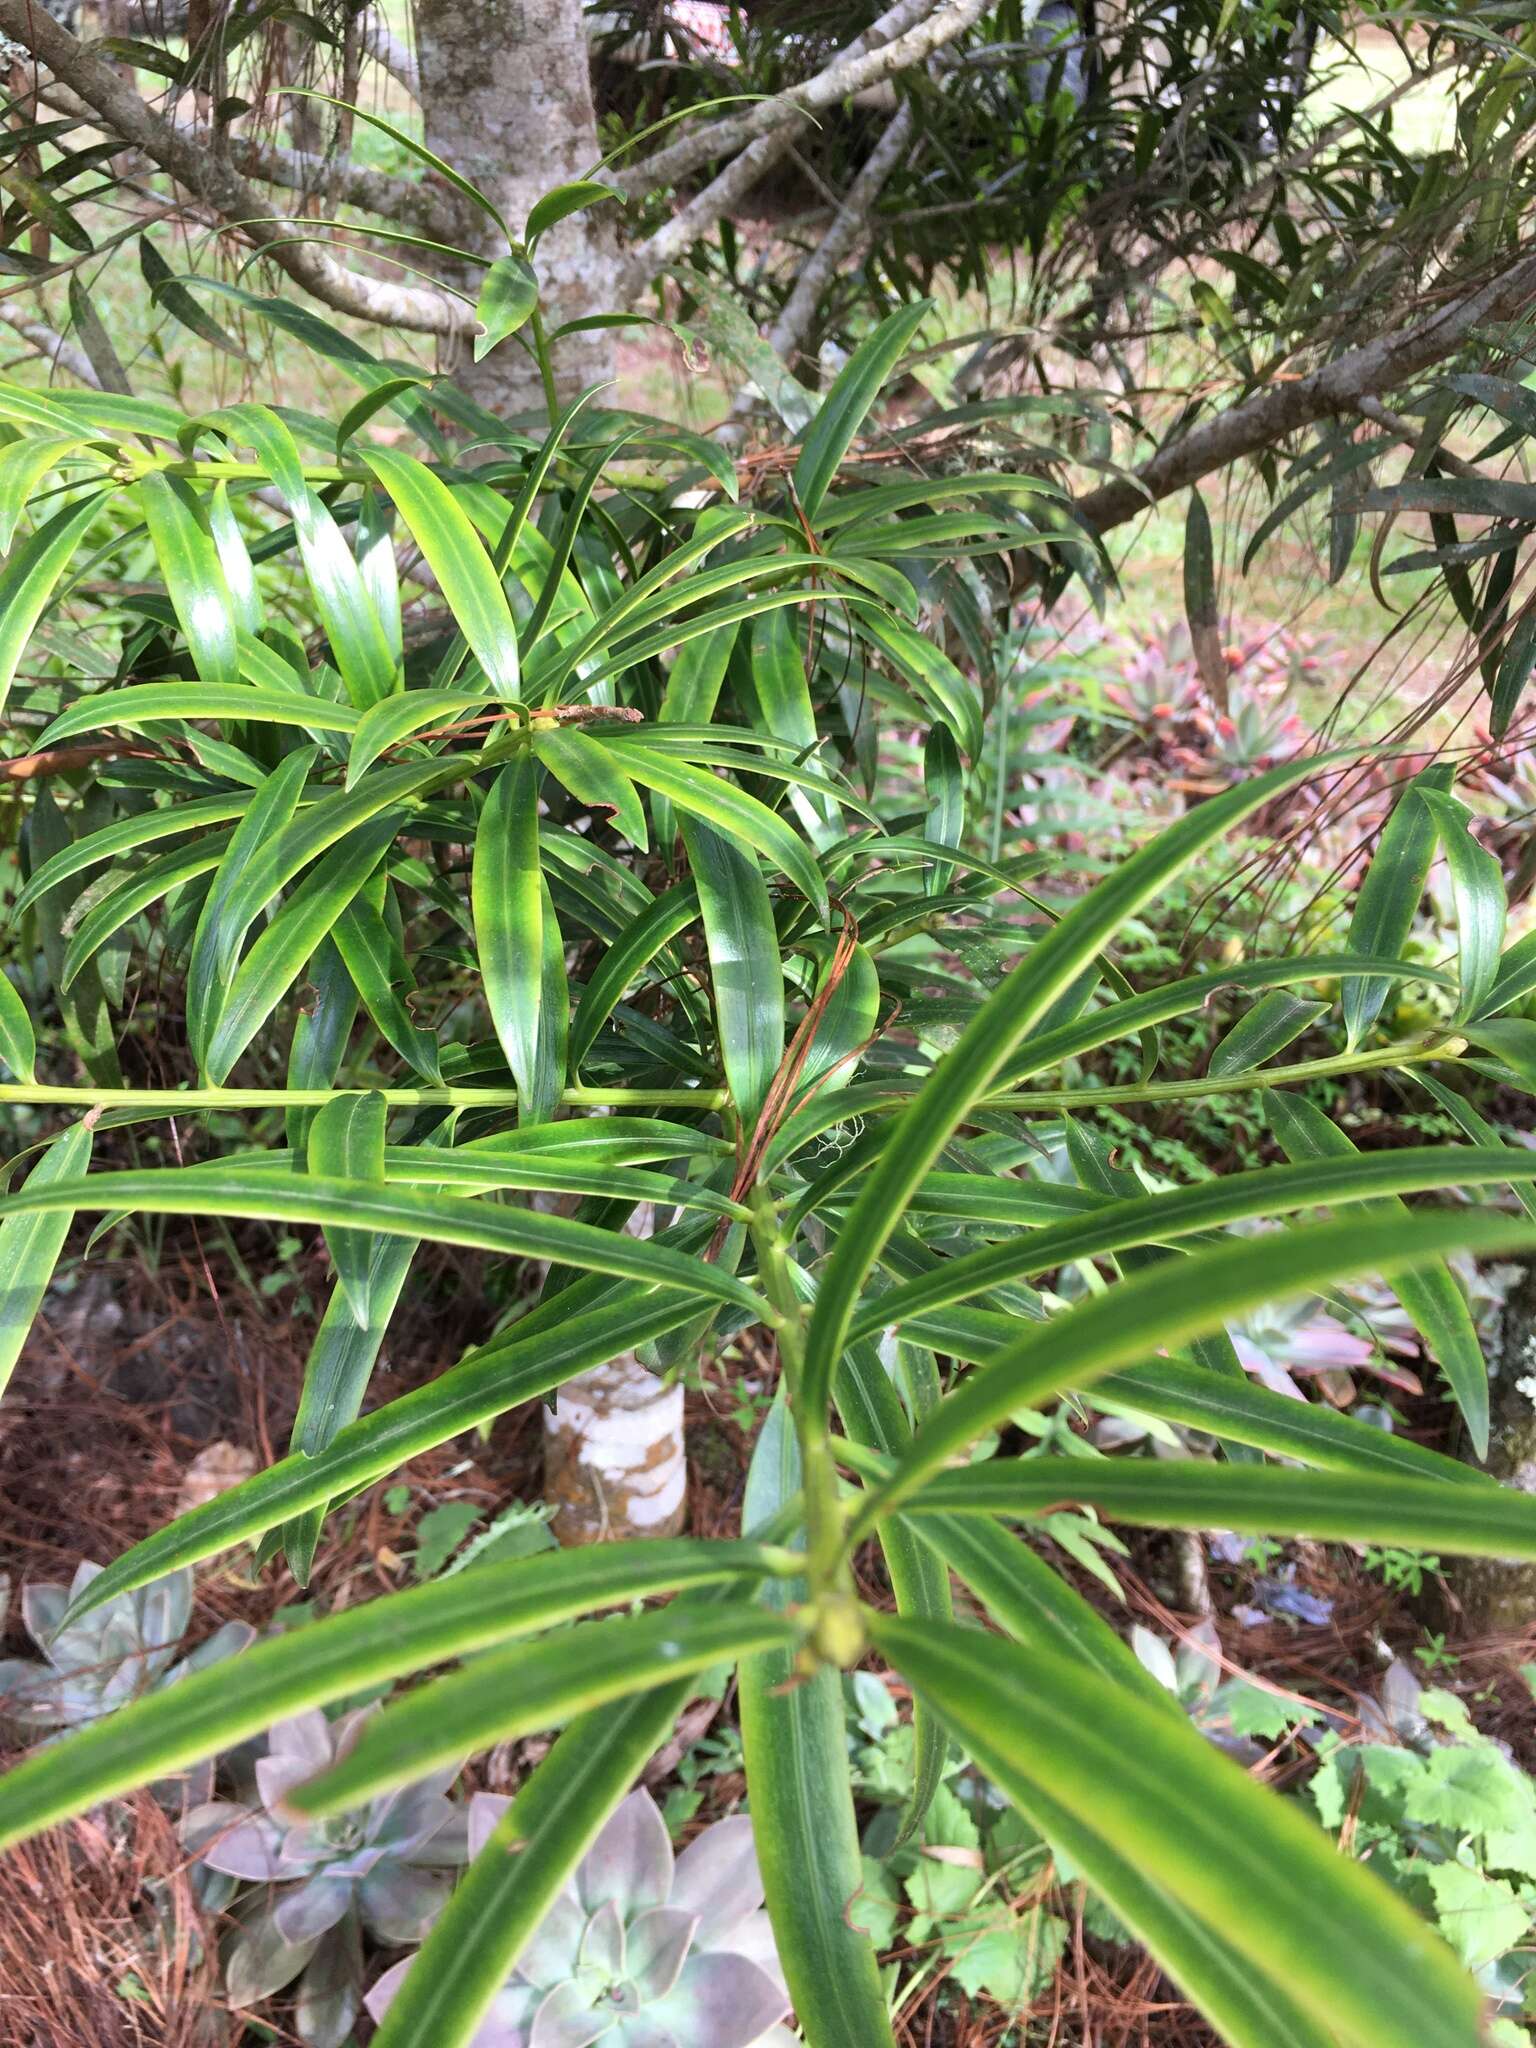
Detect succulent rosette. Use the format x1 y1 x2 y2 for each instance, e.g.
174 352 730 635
367 1787 796 2047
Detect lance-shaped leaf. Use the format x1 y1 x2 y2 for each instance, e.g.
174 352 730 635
375 1665 708 2048
202 404 398 708
605 739 830 915
1419 788 1505 1022
0 1542 788 1852
289 1604 800 1816
204 813 402 1084
0 1168 763 1315
364 447 520 697
569 883 699 1071
0 432 93 556
875 1616 1481 2048
847 1141 1536 1342
799 755 1326 1414
37 682 361 747
308 1092 387 1328
55 1285 708 1616
793 301 929 522
475 754 565 1125
474 253 539 359
136 471 240 685
739 1394 896 2048
681 817 784 1141
0 974 36 1084
852 1207 1536 1538
908 1458 1536 1557
1267 1094 1491 1457
187 747 317 1068
0 1120 92 1402
534 725 648 850
1207 990 1326 1077
1343 763 1451 1047
0 492 105 716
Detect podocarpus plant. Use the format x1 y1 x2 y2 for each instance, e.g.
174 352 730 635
10 207 1536 2048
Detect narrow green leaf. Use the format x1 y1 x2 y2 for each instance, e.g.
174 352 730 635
858 607 983 760
0 1168 763 1315
877 1615 1476 2048
0 1121 92 1401
1343 764 1451 1047
739 1394 896 2048
681 817 784 1140
915 1455 1536 1556
801 756 1327 1417
37 682 360 747
609 741 829 915
793 301 929 522
140 237 246 356
186 747 317 1070
1491 607 1536 738
535 726 648 850
524 179 619 246
474 253 539 360
292 1604 798 1816
136 471 240 685
0 432 92 555
57 1284 707 1613
1267 1094 1490 1457
364 447 520 697
1207 990 1326 1076
308 1092 386 1328
0 975 36 1083
205 813 401 1083
849 1143 1536 1342
0 1541 785 1852
475 755 563 1125
203 405 398 708
569 884 698 1072
855 1208 1536 1536
331 888 444 1084
1419 789 1505 1021
374 1676 704 2048
0 493 105 715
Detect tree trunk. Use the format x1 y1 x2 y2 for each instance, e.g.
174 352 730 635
412 0 618 418
1448 1258 1536 1636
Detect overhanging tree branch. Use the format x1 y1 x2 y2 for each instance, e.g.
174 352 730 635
0 0 473 339
1076 247 1536 538
613 0 990 202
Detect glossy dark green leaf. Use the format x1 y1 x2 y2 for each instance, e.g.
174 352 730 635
364 447 520 697
0 975 36 1084
0 493 105 715
0 1120 92 1401
473 253 539 360
1343 763 1451 1047
475 755 564 1125
524 179 619 247
793 301 929 522
739 1394 896 2048
1418 789 1505 1021
535 726 647 849
140 237 246 357
876 1616 1480 2048
681 817 783 1140
136 471 240 685
308 1092 386 1328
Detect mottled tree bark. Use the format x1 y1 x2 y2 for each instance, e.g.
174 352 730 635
412 0 617 418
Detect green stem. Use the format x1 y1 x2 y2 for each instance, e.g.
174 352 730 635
526 304 561 427
747 1183 851 1624
979 1039 1453 1113
0 1083 729 1113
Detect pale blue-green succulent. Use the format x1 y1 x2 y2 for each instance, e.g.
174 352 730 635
367 1786 796 2047
184 1705 467 2048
